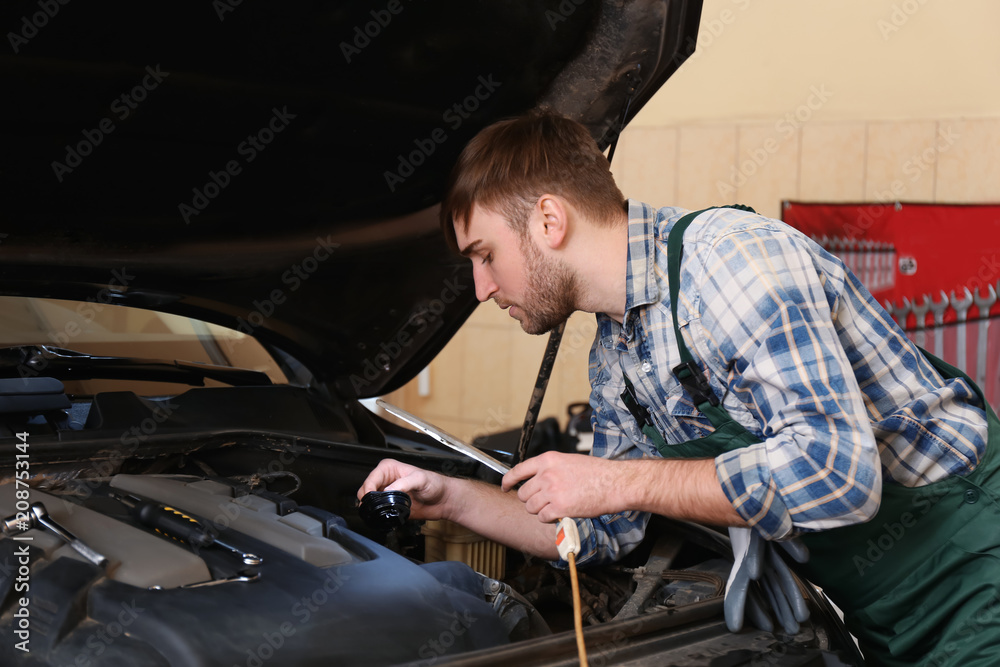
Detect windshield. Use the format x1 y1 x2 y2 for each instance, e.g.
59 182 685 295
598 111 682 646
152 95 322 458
0 297 288 395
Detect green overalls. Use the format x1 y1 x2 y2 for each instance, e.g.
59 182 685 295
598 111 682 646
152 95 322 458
620 207 1000 666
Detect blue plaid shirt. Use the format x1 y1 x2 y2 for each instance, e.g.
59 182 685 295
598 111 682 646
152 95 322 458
568 200 988 567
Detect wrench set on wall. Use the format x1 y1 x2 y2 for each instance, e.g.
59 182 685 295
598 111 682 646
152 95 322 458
811 235 897 294
885 284 999 409
809 235 999 410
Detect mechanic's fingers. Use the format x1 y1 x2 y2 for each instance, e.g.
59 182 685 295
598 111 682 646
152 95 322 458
357 459 406 498
502 459 538 492
384 476 421 495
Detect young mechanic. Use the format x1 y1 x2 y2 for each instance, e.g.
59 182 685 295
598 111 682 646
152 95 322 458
360 110 997 666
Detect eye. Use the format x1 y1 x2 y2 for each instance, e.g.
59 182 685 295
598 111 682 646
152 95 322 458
481 253 493 265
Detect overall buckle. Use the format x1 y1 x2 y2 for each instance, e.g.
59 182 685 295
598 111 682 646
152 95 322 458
672 361 720 407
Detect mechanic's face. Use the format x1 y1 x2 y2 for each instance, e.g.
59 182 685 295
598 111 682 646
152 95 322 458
456 204 577 335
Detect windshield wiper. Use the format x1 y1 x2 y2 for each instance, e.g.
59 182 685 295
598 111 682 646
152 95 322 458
0 345 272 387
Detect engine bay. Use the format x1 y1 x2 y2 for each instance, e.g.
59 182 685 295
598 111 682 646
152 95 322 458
0 385 860 666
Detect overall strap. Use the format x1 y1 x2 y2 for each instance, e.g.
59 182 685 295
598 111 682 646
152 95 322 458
667 205 755 429
619 205 757 456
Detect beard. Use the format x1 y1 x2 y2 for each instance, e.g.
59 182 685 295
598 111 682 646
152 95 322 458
510 236 579 335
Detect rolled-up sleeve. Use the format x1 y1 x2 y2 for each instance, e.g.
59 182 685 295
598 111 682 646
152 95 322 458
695 224 882 539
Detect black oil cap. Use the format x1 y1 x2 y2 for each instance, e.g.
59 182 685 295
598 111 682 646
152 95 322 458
359 491 411 531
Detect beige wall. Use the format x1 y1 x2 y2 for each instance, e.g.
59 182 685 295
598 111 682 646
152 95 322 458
636 0 1000 126
386 1 1000 442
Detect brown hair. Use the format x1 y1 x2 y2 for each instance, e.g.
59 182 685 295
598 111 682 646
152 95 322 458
440 109 625 252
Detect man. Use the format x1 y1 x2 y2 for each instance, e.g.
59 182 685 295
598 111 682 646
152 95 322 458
360 111 996 666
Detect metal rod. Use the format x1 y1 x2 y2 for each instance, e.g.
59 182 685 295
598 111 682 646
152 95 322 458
513 322 565 466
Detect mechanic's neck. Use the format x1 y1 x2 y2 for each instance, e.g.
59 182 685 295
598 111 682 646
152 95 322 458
570 208 629 323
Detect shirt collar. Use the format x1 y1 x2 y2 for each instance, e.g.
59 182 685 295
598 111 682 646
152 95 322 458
622 199 660 326
595 199 662 348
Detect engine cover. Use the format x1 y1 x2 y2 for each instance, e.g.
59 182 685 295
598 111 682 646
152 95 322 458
0 475 509 666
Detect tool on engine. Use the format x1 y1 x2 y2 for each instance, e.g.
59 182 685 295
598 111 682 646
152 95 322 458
359 490 411 531
2 502 108 568
556 517 588 667
113 493 262 569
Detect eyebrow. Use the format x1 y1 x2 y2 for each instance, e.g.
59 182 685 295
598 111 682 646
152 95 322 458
459 239 482 257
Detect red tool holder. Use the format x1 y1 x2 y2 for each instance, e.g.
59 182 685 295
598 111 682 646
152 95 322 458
783 201 1000 409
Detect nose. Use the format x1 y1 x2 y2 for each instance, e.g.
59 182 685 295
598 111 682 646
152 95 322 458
472 262 498 302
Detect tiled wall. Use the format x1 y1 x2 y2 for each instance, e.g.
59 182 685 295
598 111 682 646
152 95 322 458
385 115 1000 442
618 117 1000 220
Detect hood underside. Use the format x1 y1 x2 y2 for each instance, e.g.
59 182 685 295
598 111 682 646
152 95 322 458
0 0 701 396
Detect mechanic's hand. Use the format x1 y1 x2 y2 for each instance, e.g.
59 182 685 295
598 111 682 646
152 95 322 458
724 527 810 635
358 459 450 521
501 451 627 523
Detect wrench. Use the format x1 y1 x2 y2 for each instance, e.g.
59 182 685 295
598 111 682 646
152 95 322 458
951 288 974 372
845 237 858 278
871 242 884 292
887 299 910 333
861 239 875 290
929 291 949 359
2 502 108 568
905 296 931 349
973 284 997 389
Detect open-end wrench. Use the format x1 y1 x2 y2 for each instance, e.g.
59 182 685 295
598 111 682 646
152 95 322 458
973 284 997 389
875 241 892 290
886 299 910 332
929 291 949 359
905 296 931 349
845 237 858 278
861 240 875 289
951 288 974 372
2 502 108 568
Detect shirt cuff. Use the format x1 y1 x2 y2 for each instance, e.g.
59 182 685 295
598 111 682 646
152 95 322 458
715 444 794 540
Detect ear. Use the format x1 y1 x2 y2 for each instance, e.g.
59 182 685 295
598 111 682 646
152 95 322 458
536 195 569 249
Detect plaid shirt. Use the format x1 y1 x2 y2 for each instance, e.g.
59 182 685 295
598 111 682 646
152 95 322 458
569 200 988 567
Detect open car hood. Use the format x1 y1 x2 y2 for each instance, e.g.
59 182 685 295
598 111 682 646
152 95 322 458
0 0 701 397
